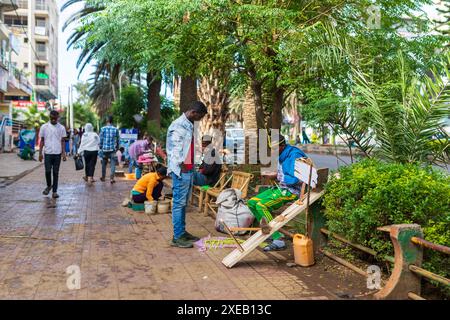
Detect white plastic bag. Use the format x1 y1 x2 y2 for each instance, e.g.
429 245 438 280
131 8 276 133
215 188 255 235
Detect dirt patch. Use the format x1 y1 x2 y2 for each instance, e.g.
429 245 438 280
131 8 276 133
261 240 377 300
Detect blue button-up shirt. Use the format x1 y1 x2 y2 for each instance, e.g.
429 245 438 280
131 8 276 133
99 125 119 152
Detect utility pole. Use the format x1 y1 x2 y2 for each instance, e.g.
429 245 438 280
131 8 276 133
66 86 70 128
69 85 74 130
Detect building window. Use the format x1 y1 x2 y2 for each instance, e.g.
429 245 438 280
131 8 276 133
24 38 28 43
24 63 28 69
35 18 46 28
36 41 47 60
35 0 48 11
3 15 28 26
36 65 49 86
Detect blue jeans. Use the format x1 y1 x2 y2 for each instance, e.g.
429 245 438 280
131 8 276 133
128 159 138 173
171 171 193 240
193 171 208 186
101 151 117 179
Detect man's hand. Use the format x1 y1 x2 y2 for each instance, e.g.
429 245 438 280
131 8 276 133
38 153 43 162
62 153 67 162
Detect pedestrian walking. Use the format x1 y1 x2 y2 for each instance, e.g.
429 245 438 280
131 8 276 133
77 123 100 186
166 101 207 248
38 110 67 199
99 115 120 184
72 128 80 155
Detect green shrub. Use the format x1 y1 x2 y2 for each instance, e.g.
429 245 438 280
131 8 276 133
323 159 450 294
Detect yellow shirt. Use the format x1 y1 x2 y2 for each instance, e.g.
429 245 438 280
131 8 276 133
132 172 160 201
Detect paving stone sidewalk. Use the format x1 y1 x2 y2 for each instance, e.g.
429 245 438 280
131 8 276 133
0 152 42 188
0 159 349 300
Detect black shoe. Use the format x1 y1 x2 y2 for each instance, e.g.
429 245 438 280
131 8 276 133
52 192 59 199
180 232 200 242
100 177 105 182
171 238 194 248
42 186 52 195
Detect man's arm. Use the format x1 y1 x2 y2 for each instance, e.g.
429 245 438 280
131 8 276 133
61 137 66 161
99 128 104 150
38 137 45 162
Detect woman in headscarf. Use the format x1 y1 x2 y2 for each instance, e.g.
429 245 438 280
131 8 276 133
77 123 100 185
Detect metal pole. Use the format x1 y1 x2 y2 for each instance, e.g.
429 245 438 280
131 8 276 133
305 159 313 238
69 85 74 130
66 86 70 128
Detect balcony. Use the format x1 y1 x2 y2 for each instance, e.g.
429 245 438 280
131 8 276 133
35 78 49 86
0 0 19 11
35 2 49 13
34 26 49 39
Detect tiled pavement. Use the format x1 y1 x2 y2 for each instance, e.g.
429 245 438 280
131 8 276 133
0 159 337 300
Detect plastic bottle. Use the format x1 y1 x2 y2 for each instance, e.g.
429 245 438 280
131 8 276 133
293 234 315 267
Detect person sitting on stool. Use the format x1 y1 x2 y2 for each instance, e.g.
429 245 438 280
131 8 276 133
130 166 168 203
193 135 222 187
248 135 309 251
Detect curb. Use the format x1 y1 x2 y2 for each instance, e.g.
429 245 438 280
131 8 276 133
0 163 43 188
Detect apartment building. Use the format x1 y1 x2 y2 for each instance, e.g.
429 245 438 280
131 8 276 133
2 0 59 102
1 0 33 118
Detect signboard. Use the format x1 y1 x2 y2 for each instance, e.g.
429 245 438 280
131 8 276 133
120 128 138 140
120 128 139 159
12 101 46 110
294 158 318 188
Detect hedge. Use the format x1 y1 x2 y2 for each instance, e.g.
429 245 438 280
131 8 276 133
323 159 450 293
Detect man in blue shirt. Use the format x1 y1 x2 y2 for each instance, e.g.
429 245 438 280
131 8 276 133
248 135 309 251
99 115 120 183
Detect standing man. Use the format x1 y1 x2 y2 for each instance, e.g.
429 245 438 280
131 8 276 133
99 115 120 184
38 110 67 199
166 101 208 248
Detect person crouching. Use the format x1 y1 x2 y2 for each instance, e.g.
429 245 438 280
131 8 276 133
130 166 168 203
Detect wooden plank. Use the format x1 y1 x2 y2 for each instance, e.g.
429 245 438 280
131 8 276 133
222 190 325 268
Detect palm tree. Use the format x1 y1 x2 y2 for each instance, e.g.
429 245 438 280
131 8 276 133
354 52 450 165
20 104 49 130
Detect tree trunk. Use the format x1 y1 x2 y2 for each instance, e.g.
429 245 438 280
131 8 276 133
243 88 258 165
173 76 181 109
179 76 198 114
198 75 230 135
249 78 266 130
271 87 284 130
147 71 161 128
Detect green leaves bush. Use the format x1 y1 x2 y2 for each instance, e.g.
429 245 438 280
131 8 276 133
323 159 450 289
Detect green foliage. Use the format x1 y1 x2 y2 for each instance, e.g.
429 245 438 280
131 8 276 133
20 104 49 130
142 96 178 142
323 159 450 293
111 85 145 129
